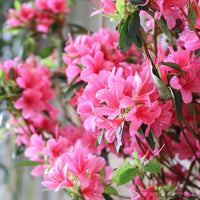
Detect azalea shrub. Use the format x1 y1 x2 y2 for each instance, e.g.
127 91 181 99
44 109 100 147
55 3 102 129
1 0 200 199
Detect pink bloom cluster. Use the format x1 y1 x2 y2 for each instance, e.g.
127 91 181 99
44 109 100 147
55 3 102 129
42 148 106 200
63 28 173 145
6 0 69 33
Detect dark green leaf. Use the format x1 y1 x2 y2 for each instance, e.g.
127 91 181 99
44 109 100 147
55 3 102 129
119 17 135 52
117 167 138 186
156 16 173 42
144 158 162 173
103 185 118 195
133 34 143 48
40 46 55 58
103 193 114 200
16 144 25 155
151 69 171 99
129 0 144 5
171 89 183 123
159 62 182 74
128 12 140 38
115 121 125 153
166 131 180 143
14 160 44 167
188 1 197 30
145 130 155 151
8 68 15 80
95 134 103 147
62 81 85 102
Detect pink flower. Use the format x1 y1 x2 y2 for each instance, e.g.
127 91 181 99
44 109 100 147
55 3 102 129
14 89 45 119
131 185 159 200
42 148 105 199
91 0 116 16
42 137 68 164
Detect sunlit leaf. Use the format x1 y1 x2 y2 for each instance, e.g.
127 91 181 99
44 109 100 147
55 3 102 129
14 160 44 167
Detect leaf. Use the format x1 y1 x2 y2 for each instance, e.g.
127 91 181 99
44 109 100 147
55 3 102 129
40 46 55 58
171 89 183 123
14 0 21 11
145 130 155 151
14 160 44 167
129 0 144 5
62 81 85 102
116 0 125 17
144 158 162 173
188 0 197 30
8 68 15 80
119 17 135 52
0 69 5 82
95 134 103 147
102 193 114 200
156 16 173 42
159 62 182 74
44 58 55 68
151 68 171 99
115 121 125 153
133 34 143 48
112 164 130 182
117 167 138 186
128 12 140 38
103 185 118 195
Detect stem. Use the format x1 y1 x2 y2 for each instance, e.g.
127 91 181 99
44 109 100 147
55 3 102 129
180 123 200 164
153 19 158 58
180 7 200 40
192 103 199 135
140 26 159 77
181 160 195 196
193 0 200 19
134 183 146 200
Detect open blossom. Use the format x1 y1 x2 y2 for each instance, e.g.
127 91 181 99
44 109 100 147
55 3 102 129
42 148 105 200
91 0 116 16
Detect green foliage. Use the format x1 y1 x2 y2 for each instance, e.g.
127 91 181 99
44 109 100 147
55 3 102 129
62 81 85 102
159 62 182 74
112 163 138 186
151 67 172 99
14 160 44 167
40 46 55 58
114 121 125 153
144 158 163 173
188 0 197 30
103 184 118 195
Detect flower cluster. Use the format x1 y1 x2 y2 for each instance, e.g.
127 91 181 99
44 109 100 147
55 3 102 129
5 0 70 33
1 0 200 199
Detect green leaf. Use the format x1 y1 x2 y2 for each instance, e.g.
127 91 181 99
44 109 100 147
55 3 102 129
14 0 21 11
101 13 123 21
188 0 197 30
144 158 162 173
103 185 118 195
117 167 138 186
102 193 114 200
95 134 103 148
156 16 172 42
112 164 130 182
116 0 125 17
40 46 55 58
62 81 85 102
119 17 135 52
171 89 183 123
115 121 125 153
14 160 44 167
128 12 140 38
132 34 143 48
8 68 15 80
151 68 171 99
44 58 55 68
159 62 182 74
145 130 155 151
129 0 144 5
16 144 25 155
0 69 5 82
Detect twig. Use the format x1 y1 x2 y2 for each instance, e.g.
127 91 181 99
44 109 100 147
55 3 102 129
180 7 200 40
